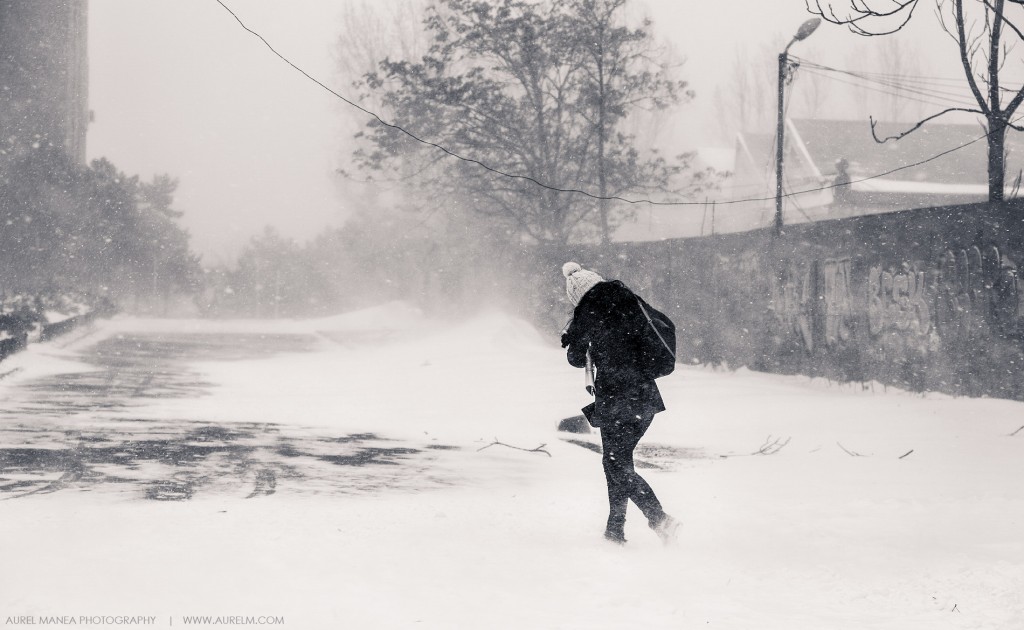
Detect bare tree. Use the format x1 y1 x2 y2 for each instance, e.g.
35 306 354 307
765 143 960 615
838 37 925 122
334 0 429 104
351 0 710 245
570 0 692 243
807 0 1024 201
875 37 925 123
796 44 831 119
713 39 784 139
713 50 755 140
333 1 435 218
841 49 872 118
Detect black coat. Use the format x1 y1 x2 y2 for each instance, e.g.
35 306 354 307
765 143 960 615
562 281 665 426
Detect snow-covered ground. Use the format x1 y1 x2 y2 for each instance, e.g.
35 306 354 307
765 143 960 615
1 302 1022 629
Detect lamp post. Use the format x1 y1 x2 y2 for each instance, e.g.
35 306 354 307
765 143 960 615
774 18 821 235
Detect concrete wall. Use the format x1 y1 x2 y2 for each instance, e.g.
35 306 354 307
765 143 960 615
549 200 1024 400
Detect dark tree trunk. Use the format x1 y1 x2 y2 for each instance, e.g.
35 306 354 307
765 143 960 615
597 52 609 245
988 117 1006 202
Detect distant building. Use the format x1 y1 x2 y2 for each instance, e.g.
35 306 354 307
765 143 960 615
614 118 1024 243
731 118 1024 224
0 0 89 165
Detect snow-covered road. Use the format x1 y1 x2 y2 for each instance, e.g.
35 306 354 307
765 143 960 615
0 303 1021 629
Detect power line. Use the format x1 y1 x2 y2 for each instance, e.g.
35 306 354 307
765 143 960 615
783 181 817 225
796 64 980 110
789 57 1024 115
808 68 977 107
792 58 968 85
799 68 977 112
794 58 981 104
801 63 1023 94
211 0 633 205
213 0 1017 208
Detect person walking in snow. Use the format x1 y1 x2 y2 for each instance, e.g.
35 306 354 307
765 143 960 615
560 262 679 545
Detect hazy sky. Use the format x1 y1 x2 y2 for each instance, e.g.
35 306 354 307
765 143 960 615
87 1 953 262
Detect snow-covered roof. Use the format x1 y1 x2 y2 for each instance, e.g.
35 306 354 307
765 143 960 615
852 178 989 195
738 118 1024 193
612 118 1023 243
793 118 1006 185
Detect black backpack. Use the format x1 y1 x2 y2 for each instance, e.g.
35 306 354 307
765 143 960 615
634 296 677 379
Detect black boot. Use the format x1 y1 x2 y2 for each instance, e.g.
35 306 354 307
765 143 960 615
604 529 627 545
651 514 680 545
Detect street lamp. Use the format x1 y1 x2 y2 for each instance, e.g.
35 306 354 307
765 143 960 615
774 17 821 235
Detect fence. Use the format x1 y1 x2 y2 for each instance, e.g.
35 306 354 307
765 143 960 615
544 199 1024 400
39 311 97 342
0 310 102 364
0 334 26 362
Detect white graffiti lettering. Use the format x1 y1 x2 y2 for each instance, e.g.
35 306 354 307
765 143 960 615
822 258 854 347
867 264 930 337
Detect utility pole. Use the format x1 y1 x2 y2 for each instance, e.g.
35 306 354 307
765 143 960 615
774 52 787 235
775 18 821 236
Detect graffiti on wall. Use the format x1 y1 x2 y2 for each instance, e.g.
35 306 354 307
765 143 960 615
771 263 815 352
867 263 931 337
992 256 1024 336
768 246 1024 354
822 258 854 347
935 245 1024 340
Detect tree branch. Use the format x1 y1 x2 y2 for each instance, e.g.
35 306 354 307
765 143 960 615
837 441 871 457
811 0 918 22
870 107 986 143
1000 86 1024 117
809 0 920 35
957 0 994 113
988 0 1004 114
983 0 1024 41
477 439 552 457
937 2 963 45
753 435 791 455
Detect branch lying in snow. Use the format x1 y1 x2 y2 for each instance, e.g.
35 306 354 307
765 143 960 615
477 439 552 457
899 449 914 460
837 442 871 457
754 435 791 456
1010 425 1024 437
717 435 792 458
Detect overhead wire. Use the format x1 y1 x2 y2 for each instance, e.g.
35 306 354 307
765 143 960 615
792 57 974 88
213 0 1020 209
799 69 977 112
818 72 977 108
806 62 1024 111
814 65 1024 100
796 65 981 110
784 181 817 224
210 0 636 205
788 57 1024 114
836 70 967 85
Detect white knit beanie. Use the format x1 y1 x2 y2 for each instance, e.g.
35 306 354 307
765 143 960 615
562 262 604 306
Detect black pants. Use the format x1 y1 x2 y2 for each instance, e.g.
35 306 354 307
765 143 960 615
599 413 665 537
